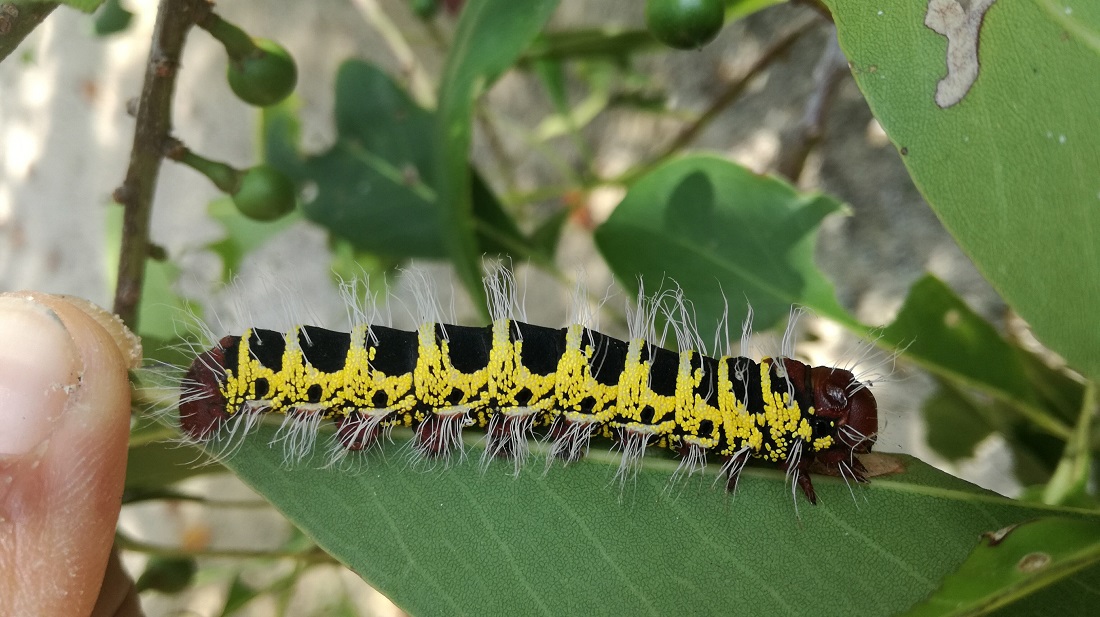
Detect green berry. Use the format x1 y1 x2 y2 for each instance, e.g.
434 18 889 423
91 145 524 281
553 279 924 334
226 38 298 107
232 165 297 221
645 0 725 50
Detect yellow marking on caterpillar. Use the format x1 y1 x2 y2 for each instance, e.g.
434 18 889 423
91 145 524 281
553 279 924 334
554 325 617 423
215 321 842 465
413 323 490 411
487 320 557 415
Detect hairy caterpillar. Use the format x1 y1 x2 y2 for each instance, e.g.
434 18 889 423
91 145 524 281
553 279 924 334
177 271 878 504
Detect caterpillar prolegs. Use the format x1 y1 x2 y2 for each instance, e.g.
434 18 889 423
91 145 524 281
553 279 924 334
178 274 879 505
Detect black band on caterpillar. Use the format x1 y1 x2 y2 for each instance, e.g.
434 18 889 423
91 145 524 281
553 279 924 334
179 307 878 505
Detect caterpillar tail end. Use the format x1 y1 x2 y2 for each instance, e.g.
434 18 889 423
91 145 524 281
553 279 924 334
179 336 234 441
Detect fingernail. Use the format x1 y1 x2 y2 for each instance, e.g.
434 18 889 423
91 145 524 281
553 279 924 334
0 296 82 457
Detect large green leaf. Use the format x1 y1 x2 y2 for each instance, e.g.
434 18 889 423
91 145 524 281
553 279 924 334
302 61 446 259
210 428 1100 616
824 0 1100 382
902 517 1100 617
882 276 1083 441
594 154 851 333
923 382 995 462
435 0 561 316
293 60 535 264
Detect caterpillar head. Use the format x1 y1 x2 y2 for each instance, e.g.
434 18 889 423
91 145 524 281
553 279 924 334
810 367 878 454
178 336 234 440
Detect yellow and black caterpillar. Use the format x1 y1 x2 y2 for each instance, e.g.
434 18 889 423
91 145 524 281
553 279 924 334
180 285 878 504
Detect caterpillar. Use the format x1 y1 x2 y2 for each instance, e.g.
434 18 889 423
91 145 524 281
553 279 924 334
177 271 879 505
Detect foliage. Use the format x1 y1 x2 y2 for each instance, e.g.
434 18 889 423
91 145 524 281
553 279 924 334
823 0 1100 384
9 0 1099 614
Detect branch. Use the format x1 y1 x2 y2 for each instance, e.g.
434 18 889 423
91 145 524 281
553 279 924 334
616 19 817 185
0 2 58 63
774 28 848 182
116 531 338 564
112 0 207 328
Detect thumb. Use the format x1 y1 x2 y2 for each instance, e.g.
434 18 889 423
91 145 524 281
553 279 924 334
0 293 142 616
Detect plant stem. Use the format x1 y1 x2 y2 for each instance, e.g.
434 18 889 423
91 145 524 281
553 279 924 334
196 10 255 59
116 532 338 564
167 139 243 194
0 2 57 63
774 28 847 183
112 0 203 328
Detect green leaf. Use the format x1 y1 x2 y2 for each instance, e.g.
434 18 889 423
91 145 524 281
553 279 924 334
923 383 995 462
30 0 105 12
523 30 660 63
125 439 214 490
327 237 393 289
136 258 196 342
302 61 444 259
218 565 305 616
532 59 612 144
220 573 264 616
901 518 1100 617
135 556 197 594
824 0 1100 382
435 0 561 317
208 429 1100 616
528 207 570 258
303 143 446 258
299 60 533 264
92 0 132 36
881 276 1082 442
470 171 545 265
1041 384 1098 508
594 154 851 333
725 0 785 21
518 0 782 65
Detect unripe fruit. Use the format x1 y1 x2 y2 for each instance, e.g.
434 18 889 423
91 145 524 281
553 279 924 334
232 165 297 221
645 0 725 50
226 38 298 107
201 14 298 107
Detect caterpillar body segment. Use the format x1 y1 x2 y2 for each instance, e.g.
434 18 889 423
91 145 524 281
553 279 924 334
179 307 879 504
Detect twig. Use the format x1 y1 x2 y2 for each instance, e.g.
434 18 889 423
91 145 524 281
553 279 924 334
774 28 847 183
616 19 817 185
116 532 338 563
112 0 206 328
0 2 57 63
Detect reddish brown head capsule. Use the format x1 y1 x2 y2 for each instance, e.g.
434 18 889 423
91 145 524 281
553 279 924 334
809 366 878 453
178 336 235 440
